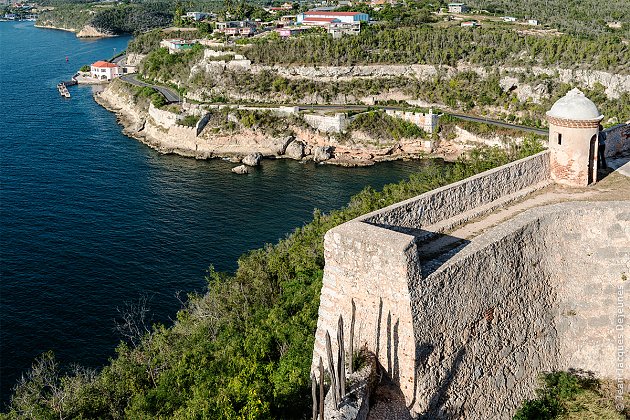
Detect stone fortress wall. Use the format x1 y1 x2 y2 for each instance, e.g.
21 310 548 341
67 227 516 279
312 114 630 418
385 109 439 134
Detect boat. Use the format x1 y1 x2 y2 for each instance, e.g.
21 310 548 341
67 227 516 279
57 82 70 98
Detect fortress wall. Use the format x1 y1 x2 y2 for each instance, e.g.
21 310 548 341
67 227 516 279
385 109 439 133
604 123 630 158
362 151 550 231
148 103 180 129
312 222 421 401
303 113 351 133
313 201 629 418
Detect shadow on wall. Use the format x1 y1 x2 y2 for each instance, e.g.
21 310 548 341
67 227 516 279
598 154 630 182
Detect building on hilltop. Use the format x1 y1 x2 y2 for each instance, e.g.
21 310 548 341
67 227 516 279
328 21 361 37
90 61 120 81
297 11 369 25
447 2 469 13
159 39 198 54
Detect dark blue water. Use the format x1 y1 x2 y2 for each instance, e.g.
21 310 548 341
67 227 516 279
0 22 434 403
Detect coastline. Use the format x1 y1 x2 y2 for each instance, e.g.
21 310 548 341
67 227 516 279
93 81 441 167
35 22 117 38
34 23 78 33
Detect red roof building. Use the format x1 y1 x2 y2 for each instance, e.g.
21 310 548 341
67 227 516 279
297 10 369 24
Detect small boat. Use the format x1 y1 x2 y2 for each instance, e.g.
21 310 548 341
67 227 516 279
57 82 70 98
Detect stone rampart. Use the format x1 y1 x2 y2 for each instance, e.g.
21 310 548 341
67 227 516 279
604 123 630 158
148 103 180 129
362 151 551 232
303 113 353 133
385 109 439 134
313 200 629 418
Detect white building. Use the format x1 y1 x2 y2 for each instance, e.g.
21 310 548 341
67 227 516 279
527 19 539 25
447 3 469 13
328 21 361 38
297 11 369 25
90 61 120 81
502 16 517 22
160 39 198 54
185 12 212 21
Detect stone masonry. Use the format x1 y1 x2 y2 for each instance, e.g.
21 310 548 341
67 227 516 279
312 125 630 417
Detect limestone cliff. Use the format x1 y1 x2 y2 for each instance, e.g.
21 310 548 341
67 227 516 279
77 25 115 38
95 80 436 166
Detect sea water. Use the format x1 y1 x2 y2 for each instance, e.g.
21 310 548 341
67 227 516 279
0 22 437 403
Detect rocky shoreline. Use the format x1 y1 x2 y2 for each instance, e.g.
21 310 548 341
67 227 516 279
93 81 444 168
35 22 116 38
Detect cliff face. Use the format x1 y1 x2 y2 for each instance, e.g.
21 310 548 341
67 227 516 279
94 80 435 166
250 63 630 100
77 25 115 38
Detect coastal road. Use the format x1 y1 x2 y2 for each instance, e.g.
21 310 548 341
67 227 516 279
119 74 181 103
117 75 546 135
448 112 547 135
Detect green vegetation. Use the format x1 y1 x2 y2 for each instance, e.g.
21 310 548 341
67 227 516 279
468 0 629 37
133 86 167 109
140 45 205 86
35 3 92 31
514 371 629 419
348 111 427 142
179 115 199 127
79 64 90 72
246 26 628 73
36 2 173 34
6 143 544 419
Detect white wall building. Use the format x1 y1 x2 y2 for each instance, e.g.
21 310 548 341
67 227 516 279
90 61 120 81
297 11 369 24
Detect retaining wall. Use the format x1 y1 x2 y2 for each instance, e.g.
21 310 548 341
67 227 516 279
385 109 439 134
148 103 180 128
303 113 353 133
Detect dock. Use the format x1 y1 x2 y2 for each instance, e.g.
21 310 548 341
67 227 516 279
57 82 71 98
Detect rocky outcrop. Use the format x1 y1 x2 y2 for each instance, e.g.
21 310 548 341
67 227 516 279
231 165 250 174
77 25 115 38
313 146 333 163
126 53 146 67
242 152 262 166
285 140 305 160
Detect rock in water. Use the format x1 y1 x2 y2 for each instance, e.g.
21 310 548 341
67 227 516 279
274 135 295 155
242 152 263 166
232 165 250 174
313 146 332 163
285 140 305 160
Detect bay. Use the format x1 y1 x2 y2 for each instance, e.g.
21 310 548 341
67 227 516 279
0 22 438 404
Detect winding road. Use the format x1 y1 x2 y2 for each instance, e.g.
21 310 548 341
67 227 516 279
118 74 546 136
120 74 182 103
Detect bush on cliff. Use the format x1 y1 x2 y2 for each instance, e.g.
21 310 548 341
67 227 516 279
6 142 545 419
514 371 628 419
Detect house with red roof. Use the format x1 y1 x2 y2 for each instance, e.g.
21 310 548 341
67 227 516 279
297 10 369 25
90 61 120 81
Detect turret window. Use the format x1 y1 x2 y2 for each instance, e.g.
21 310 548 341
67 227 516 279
557 133 562 145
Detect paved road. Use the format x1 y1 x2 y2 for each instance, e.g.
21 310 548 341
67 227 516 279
117 74 546 135
119 74 181 103
297 105 548 135
449 112 547 135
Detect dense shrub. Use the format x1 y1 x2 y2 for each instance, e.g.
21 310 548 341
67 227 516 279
6 142 545 419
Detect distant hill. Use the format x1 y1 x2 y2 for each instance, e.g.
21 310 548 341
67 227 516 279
467 0 629 36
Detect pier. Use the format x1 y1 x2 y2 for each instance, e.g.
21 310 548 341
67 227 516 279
57 82 70 98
